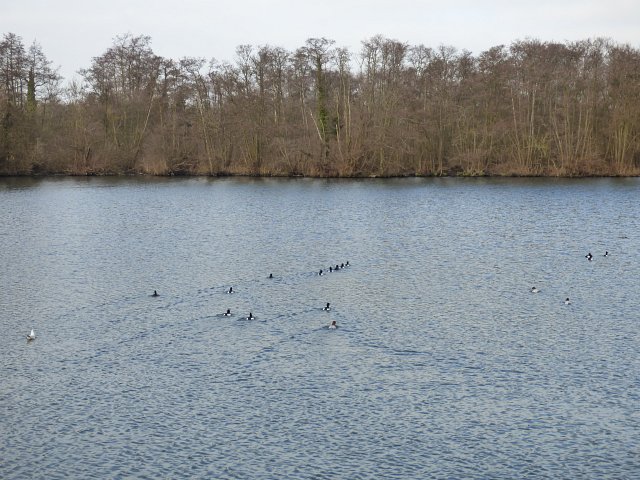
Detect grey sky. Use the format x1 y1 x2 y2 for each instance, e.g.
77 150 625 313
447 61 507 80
2 0 639 81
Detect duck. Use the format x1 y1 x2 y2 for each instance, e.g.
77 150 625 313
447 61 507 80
531 286 540 293
329 266 333 273
27 329 36 341
328 320 337 329
227 286 234 294
586 252 593 261
345 261 350 267
223 308 232 317
152 290 159 297
565 297 571 305
269 273 273 279
246 312 255 320
319 269 323 276
323 302 331 311
603 251 609 257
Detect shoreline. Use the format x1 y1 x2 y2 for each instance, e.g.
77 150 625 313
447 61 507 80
1 172 638 179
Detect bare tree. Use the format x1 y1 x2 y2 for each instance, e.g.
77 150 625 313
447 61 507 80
302 37 335 169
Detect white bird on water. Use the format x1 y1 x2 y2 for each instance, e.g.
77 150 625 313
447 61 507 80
27 329 36 341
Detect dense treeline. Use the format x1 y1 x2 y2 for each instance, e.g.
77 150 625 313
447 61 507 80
1 32 639 176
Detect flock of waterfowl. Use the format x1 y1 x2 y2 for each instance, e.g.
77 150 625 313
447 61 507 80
530 250 610 305
24 261 351 343
24 250 609 342
318 261 350 277
203 261 351 326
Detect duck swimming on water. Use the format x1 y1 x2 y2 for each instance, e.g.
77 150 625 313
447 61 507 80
323 302 331 311
329 320 337 329
223 309 232 317
531 286 540 293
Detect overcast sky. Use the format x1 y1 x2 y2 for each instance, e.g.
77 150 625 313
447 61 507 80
2 0 639 81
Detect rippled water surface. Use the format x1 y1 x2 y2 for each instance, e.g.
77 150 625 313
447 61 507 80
1 177 639 479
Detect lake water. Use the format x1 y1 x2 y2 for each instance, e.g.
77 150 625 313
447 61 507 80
1 177 638 479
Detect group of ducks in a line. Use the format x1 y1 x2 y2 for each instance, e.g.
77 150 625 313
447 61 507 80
530 251 610 305
319 261 350 276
